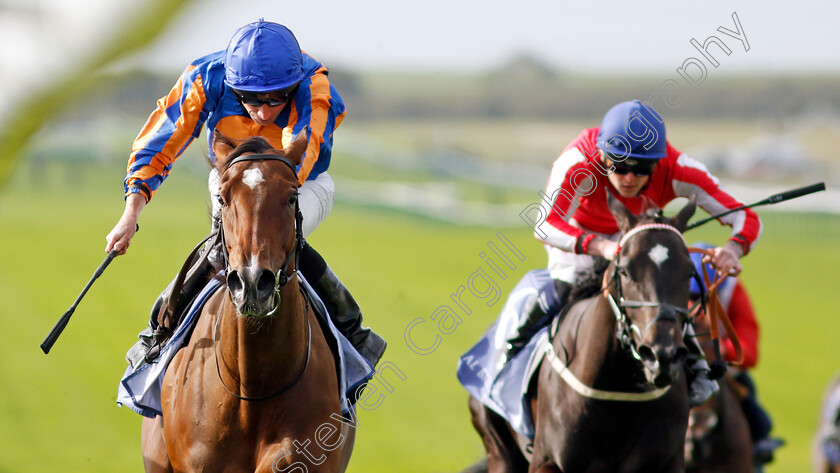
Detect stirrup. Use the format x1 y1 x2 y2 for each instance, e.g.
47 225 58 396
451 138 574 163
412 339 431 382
125 327 155 368
502 340 528 365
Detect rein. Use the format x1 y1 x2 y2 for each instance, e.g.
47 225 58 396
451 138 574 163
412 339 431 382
212 299 312 401
212 152 311 401
687 247 744 367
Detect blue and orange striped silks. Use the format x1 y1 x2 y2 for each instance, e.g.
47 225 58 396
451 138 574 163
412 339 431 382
125 50 346 201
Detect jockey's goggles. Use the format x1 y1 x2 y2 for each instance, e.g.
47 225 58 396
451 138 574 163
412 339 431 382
233 84 298 107
606 155 659 177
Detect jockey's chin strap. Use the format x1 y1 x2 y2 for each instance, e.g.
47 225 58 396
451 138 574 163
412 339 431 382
687 247 744 367
605 223 690 362
220 154 304 306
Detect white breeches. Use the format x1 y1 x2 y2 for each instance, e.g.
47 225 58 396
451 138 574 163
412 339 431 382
546 225 621 284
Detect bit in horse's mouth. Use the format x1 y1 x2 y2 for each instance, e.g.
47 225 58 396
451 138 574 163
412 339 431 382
234 291 281 319
235 304 271 319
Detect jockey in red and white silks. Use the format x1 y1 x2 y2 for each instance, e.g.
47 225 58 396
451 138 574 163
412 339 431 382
535 125 761 286
509 100 762 408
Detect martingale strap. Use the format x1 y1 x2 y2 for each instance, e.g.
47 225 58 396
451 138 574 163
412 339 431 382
543 343 671 402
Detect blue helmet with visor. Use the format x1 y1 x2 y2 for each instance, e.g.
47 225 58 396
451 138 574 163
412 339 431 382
597 100 667 160
224 19 305 93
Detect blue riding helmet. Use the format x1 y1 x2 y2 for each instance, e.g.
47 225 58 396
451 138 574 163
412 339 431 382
224 19 305 93
597 100 667 160
689 242 717 298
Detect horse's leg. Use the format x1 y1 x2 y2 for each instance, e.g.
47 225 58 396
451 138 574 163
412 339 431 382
336 421 357 473
468 396 528 473
141 415 173 473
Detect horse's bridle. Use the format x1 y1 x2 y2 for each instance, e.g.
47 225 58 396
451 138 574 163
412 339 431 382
543 223 711 401
606 223 697 362
213 153 311 401
219 153 305 302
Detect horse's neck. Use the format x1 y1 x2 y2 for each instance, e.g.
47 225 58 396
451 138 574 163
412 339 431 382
561 295 639 389
218 281 308 388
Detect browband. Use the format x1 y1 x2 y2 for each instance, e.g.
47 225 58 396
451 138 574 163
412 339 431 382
226 153 297 174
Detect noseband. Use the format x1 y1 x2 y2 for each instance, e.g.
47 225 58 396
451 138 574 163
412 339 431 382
219 154 305 298
606 223 695 362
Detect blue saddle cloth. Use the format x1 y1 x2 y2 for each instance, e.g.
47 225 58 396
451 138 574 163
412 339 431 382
457 269 558 439
117 272 374 418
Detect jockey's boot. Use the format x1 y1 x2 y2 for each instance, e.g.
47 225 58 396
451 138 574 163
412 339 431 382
503 279 572 364
300 243 386 368
684 323 720 407
125 239 217 368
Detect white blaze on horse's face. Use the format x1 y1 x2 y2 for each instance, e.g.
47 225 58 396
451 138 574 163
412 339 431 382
648 244 670 268
242 168 265 190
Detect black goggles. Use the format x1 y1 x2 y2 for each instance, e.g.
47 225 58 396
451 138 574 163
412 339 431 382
606 155 659 177
233 84 298 107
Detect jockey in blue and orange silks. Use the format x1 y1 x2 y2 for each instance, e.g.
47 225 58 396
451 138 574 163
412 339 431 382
510 100 763 407
105 19 385 368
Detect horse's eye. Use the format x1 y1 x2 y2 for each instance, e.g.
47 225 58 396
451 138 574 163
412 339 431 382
288 193 298 206
216 194 225 207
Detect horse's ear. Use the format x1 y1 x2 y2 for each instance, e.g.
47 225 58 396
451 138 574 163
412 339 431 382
283 128 308 166
671 197 697 232
212 130 239 170
607 190 637 233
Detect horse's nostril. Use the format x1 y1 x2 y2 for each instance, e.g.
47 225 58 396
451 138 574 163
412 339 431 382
638 345 657 365
255 269 276 300
227 270 244 296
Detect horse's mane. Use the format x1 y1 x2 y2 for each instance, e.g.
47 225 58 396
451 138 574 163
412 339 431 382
568 257 611 303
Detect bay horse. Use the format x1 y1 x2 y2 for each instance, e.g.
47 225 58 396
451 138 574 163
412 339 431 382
814 374 840 473
684 315 752 473
141 133 355 473
470 195 697 473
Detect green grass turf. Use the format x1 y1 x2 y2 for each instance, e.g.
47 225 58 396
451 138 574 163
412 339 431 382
0 163 837 472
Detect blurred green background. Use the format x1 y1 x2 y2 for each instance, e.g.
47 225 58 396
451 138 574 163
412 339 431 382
2 2 840 471
1 115 838 472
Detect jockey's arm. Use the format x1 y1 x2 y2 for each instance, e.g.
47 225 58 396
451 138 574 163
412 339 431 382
585 237 743 276
585 236 618 261
105 193 146 256
705 240 744 276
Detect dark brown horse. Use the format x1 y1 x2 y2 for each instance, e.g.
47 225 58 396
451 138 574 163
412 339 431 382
141 133 355 473
814 374 840 473
684 316 752 473
470 195 697 473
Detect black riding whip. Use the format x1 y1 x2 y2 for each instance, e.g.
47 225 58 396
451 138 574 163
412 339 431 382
40 224 137 354
685 182 826 231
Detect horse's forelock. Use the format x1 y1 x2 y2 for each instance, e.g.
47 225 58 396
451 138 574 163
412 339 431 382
224 137 278 164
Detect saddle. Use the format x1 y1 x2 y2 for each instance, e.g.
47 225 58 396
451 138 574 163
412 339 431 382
457 269 562 438
144 232 219 362
118 268 374 418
